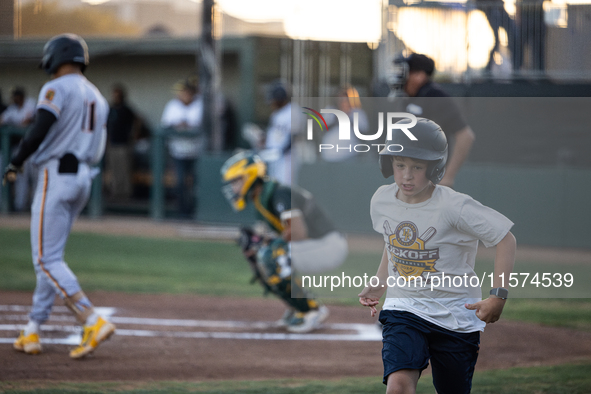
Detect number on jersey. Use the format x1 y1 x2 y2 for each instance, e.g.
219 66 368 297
81 101 96 132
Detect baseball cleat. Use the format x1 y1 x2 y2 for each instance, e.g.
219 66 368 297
275 308 296 327
69 317 115 359
13 331 42 354
287 305 330 333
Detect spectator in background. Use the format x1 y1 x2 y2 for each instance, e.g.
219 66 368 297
106 84 140 201
397 54 476 188
475 0 521 73
262 80 301 185
0 86 37 211
160 76 205 218
517 0 546 72
0 89 7 115
0 89 6 209
321 85 369 162
219 96 239 152
1 86 36 126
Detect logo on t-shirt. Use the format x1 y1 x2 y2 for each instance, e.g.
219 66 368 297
384 220 440 279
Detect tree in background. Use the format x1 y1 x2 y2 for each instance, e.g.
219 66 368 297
21 0 140 37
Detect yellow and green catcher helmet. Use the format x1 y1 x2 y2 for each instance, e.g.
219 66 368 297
221 151 267 211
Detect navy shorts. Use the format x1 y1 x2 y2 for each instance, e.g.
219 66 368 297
379 310 480 394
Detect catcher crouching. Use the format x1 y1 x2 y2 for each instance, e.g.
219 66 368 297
222 151 348 332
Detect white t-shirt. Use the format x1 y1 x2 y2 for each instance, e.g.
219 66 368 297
161 96 204 159
0 98 36 126
370 183 514 333
31 74 108 166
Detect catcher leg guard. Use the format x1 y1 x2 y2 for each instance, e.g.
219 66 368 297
284 277 329 333
257 238 319 313
286 305 330 333
64 291 95 324
269 275 317 313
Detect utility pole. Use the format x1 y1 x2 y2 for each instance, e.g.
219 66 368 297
199 0 222 152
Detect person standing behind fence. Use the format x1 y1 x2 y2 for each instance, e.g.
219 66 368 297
0 89 7 115
475 0 522 73
106 84 140 201
1 86 37 211
160 76 205 218
0 89 5 208
516 0 546 72
397 53 476 188
262 80 296 185
0 87 36 127
321 86 369 162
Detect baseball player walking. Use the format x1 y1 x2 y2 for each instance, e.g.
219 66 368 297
3 33 115 359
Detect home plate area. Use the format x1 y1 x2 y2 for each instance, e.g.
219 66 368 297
0 305 383 344
1 292 590 382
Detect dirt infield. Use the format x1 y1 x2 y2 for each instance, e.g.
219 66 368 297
1 214 591 383
1 290 591 382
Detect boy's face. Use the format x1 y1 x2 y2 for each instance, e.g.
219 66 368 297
392 156 433 204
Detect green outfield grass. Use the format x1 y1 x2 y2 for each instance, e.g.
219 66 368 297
1 228 590 393
0 228 260 297
1 363 590 393
1 228 590 330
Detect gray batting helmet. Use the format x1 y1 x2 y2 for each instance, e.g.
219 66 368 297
379 117 448 183
40 34 89 75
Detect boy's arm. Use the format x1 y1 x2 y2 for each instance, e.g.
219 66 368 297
465 231 516 323
358 246 390 317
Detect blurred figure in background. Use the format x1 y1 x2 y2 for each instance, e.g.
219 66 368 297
106 83 140 201
396 54 475 188
262 80 298 185
0 86 37 211
475 0 521 73
0 87 36 127
0 89 7 115
160 76 205 218
321 85 369 162
218 95 239 152
0 88 6 208
516 0 546 72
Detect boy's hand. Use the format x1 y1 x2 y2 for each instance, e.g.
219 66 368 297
465 297 506 323
358 286 386 317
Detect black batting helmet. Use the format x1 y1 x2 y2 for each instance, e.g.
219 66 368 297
379 117 448 184
40 34 89 75
401 53 435 77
